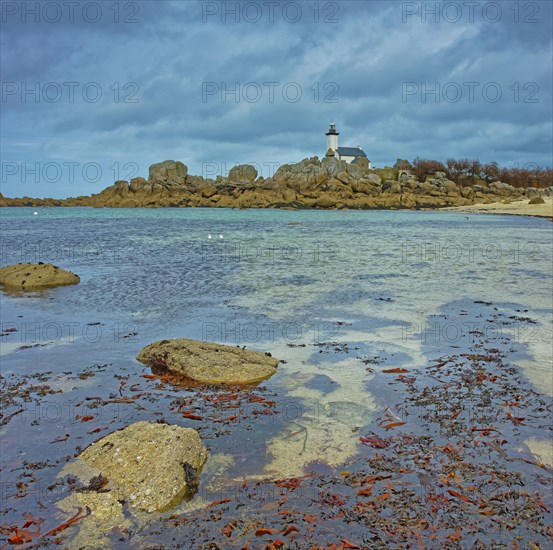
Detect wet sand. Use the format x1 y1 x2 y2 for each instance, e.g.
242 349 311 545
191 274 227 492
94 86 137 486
443 197 553 219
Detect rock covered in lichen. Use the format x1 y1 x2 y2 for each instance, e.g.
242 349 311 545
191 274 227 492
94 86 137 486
0 263 80 291
57 492 130 549
136 338 279 384
77 421 208 513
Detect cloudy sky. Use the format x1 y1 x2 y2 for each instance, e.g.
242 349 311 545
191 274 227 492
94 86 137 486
1 0 552 198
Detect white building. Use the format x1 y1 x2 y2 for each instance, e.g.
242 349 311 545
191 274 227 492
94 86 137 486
325 123 371 168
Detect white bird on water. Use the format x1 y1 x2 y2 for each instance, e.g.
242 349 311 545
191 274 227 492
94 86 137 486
33 211 38 216
208 234 212 240
219 234 224 239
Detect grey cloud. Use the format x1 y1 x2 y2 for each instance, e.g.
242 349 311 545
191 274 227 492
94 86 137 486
1 0 551 198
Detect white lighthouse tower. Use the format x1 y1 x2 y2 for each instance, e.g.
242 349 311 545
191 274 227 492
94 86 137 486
325 122 339 153
324 122 370 167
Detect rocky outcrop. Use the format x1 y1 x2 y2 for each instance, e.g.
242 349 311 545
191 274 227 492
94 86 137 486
394 159 413 170
137 338 279 384
149 160 188 186
525 187 546 200
75 421 208 513
1 158 547 210
0 263 80 291
228 164 257 183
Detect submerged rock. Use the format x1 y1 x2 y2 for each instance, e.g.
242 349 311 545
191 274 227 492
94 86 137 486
57 492 130 550
0 263 80 290
136 338 279 384
304 374 338 395
77 421 208 513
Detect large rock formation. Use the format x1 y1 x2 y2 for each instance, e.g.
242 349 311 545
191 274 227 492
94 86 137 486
137 338 279 384
0 263 80 291
149 160 188 186
228 164 257 183
75 421 208 513
1 158 546 211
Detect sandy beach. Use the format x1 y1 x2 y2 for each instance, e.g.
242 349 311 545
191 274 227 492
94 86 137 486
444 197 553 219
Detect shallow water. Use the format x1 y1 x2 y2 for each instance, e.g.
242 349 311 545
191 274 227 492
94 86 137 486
1 207 552 546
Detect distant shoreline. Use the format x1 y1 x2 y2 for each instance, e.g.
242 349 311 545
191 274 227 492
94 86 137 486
2 201 552 221
441 197 553 220
3 158 552 213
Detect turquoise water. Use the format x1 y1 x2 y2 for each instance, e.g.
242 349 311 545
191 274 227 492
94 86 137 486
1 207 551 352
0 207 552 544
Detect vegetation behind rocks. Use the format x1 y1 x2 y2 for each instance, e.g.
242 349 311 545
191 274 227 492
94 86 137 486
411 157 553 189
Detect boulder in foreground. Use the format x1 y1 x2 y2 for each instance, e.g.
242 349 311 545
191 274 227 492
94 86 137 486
0 263 80 290
137 338 279 384
78 421 208 513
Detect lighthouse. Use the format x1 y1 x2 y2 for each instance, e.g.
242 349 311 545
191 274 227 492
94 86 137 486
325 122 339 152
324 122 370 167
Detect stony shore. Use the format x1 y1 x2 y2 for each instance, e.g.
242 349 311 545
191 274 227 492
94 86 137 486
1 158 551 212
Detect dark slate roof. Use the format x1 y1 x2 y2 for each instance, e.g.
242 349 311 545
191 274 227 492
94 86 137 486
336 147 367 157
